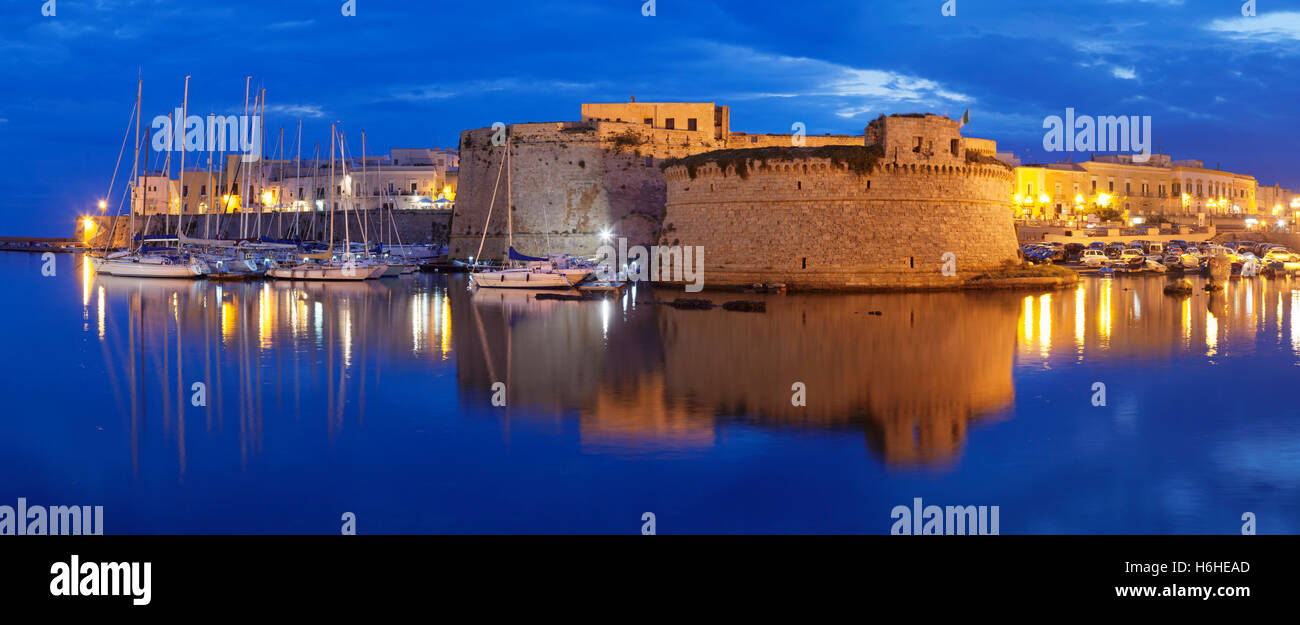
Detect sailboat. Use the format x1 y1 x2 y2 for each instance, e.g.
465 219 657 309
267 122 386 281
469 134 591 289
94 76 206 279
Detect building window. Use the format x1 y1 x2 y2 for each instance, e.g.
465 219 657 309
644 118 652 126
1108 181 1114 193
951 139 960 155
298 187 304 199
199 185 206 196
182 185 189 197
411 183 418 193
665 118 675 130
687 118 697 131
913 136 923 152
1091 180 1097 193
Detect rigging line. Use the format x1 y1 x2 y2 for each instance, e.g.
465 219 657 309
472 140 507 268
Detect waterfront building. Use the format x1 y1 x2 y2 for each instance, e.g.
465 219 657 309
1013 153 1262 224
128 147 458 216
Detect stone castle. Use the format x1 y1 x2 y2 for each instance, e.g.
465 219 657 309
450 101 862 262
662 114 1019 289
452 102 1019 290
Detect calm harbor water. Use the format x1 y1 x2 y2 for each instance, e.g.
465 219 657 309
1 251 1297 533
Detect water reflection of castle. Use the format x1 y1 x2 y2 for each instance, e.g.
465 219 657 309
453 287 1021 467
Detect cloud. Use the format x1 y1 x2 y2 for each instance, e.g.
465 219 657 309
835 106 872 119
267 20 316 30
386 79 595 102
265 104 325 118
697 43 971 109
1111 66 1137 80
1208 11 1300 43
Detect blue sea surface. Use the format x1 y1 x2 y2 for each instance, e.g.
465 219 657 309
0 252 1296 533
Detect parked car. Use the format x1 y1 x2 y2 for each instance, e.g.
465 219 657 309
1081 249 1108 267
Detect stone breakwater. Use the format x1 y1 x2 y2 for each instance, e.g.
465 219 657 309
658 144 1021 291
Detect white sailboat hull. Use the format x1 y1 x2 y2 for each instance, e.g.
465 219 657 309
95 256 204 278
266 264 387 281
470 270 573 289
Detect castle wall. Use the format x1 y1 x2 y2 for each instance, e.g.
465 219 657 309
726 133 863 149
449 121 728 261
661 151 1018 290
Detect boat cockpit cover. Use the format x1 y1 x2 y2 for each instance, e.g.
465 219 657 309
508 246 547 262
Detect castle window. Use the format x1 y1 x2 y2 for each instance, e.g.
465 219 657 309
200 185 206 196
950 139 959 155
644 118 653 126
183 185 188 197
687 118 698 131
867 180 871 190
797 181 802 190
665 118 675 130
1108 181 1114 193
913 137 923 152
751 136 758 144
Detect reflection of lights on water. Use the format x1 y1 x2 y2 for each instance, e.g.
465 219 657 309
1132 292 1140 320
1021 295 1032 345
411 291 429 353
440 291 451 359
1038 294 1051 356
1292 291 1300 356
258 283 273 350
340 302 352 368
97 286 105 340
314 301 323 342
1181 296 1191 346
81 255 93 310
1207 310 1219 357
1074 285 1085 353
601 298 611 337
1099 279 1113 345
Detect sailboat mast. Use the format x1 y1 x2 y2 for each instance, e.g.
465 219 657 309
239 75 250 239
361 131 368 247
340 131 351 249
257 87 266 238
162 112 172 240
506 133 513 256
131 75 141 250
205 113 214 238
177 75 189 249
293 119 302 238
329 122 336 254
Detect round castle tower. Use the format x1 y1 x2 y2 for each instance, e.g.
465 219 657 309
659 114 1019 290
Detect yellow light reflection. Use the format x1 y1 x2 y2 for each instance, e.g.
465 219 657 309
1074 285 1085 351
1038 294 1052 356
1292 291 1300 356
1022 295 1033 346
1099 279 1113 346
439 292 451 359
1181 296 1191 346
258 284 274 350
1207 310 1219 357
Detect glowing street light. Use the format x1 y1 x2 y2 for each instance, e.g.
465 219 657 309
97 200 107 212
599 228 613 242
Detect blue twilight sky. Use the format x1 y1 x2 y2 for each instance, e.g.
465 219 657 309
0 0 1297 235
